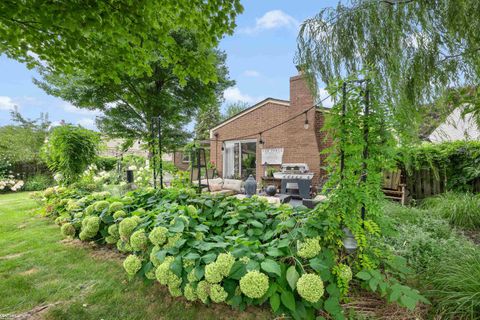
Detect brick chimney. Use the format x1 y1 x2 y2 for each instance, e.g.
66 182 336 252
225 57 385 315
283 66 323 186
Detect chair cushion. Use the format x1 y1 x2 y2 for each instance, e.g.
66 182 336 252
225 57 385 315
210 183 223 192
222 179 242 192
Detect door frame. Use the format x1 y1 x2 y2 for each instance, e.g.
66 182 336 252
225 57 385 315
222 139 257 179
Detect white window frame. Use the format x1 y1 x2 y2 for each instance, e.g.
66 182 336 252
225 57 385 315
222 139 256 179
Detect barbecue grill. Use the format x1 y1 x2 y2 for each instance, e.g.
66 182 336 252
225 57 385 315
273 163 313 199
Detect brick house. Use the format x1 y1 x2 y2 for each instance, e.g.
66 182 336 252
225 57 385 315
209 69 331 188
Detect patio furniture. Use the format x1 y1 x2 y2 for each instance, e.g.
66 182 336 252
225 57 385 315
382 170 406 205
302 194 327 209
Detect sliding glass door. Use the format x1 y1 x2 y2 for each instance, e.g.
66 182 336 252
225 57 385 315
223 140 256 179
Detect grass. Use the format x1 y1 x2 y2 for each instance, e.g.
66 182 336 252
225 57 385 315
381 200 480 319
421 192 480 230
0 192 269 320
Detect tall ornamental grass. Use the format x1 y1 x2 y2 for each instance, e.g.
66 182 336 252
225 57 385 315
427 249 480 319
421 192 480 230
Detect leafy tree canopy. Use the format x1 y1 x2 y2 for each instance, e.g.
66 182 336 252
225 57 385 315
0 0 242 84
222 101 250 121
296 0 480 141
34 34 233 151
0 108 50 164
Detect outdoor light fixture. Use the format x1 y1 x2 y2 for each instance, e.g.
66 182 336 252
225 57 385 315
303 111 309 129
342 227 358 253
259 132 265 148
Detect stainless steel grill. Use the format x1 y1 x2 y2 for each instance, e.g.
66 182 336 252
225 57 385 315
273 163 313 199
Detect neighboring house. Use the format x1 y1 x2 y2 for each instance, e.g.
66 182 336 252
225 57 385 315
209 68 331 187
429 105 480 142
100 138 149 157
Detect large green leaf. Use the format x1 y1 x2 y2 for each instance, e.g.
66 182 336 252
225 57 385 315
286 266 300 290
269 293 281 312
261 259 281 277
280 290 296 312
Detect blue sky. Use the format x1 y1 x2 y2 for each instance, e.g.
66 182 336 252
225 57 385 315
0 0 338 130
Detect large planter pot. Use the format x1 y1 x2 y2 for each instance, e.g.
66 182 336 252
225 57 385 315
244 175 257 198
265 185 277 196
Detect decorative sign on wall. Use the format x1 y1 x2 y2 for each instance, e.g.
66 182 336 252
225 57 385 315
261 148 284 165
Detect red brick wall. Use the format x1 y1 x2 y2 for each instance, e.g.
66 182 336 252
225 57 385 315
210 73 330 188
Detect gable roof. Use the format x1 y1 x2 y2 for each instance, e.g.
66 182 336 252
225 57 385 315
209 98 290 137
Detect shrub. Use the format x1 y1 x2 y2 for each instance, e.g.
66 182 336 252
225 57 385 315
42 125 100 184
24 174 53 191
39 187 427 319
95 156 117 171
427 249 480 319
421 192 480 230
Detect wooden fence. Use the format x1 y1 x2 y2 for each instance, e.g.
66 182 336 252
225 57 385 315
405 167 447 200
404 167 480 200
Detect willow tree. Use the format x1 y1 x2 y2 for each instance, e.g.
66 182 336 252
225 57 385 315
296 0 480 141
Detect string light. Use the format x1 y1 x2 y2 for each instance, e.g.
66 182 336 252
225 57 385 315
259 132 265 148
303 111 309 129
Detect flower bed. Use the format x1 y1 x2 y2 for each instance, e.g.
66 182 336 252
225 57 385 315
37 186 424 319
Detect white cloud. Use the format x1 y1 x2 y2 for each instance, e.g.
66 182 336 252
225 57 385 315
317 88 334 108
243 70 261 77
224 87 256 104
240 10 299 34
0 96 16 111
77 118 97 129
62 103 101 116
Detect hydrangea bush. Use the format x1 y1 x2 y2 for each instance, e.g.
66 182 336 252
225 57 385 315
38 186 424 319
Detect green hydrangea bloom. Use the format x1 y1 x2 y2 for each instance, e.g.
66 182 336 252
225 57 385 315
183 259 195 269
195 232 204 241
216 253 235 277
130 230 148 251
239 256 250 264
79 216 100 240
155 257 181 288
122 196 134 203
197 280 210 303
123 255 142 276
150 245 162 266
108 224 119 237
60 223 75 238
44 187 55 197
66 199 80 212
296 273 324 303
186 205 197 216
119 217 139 240
73 211 84 219
163 233 182 249
116 239 132 253
337 264 352 282
57 186 67 194
184 283 197 301
239 270 269 299
205 262 223 284
109 201 124 213
148 226 168 246
187 269 198 282
168 285 182 297
113 210 126 220
85 204 95 215
209 284 228 303
105 236 118 244
297 237 321 259
93 200 109 212
145 267 157 280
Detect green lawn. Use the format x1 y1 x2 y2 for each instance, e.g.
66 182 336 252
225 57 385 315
0 192 269 320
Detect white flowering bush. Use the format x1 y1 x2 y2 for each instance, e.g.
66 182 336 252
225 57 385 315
0 176 24 192
38 186 424 319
